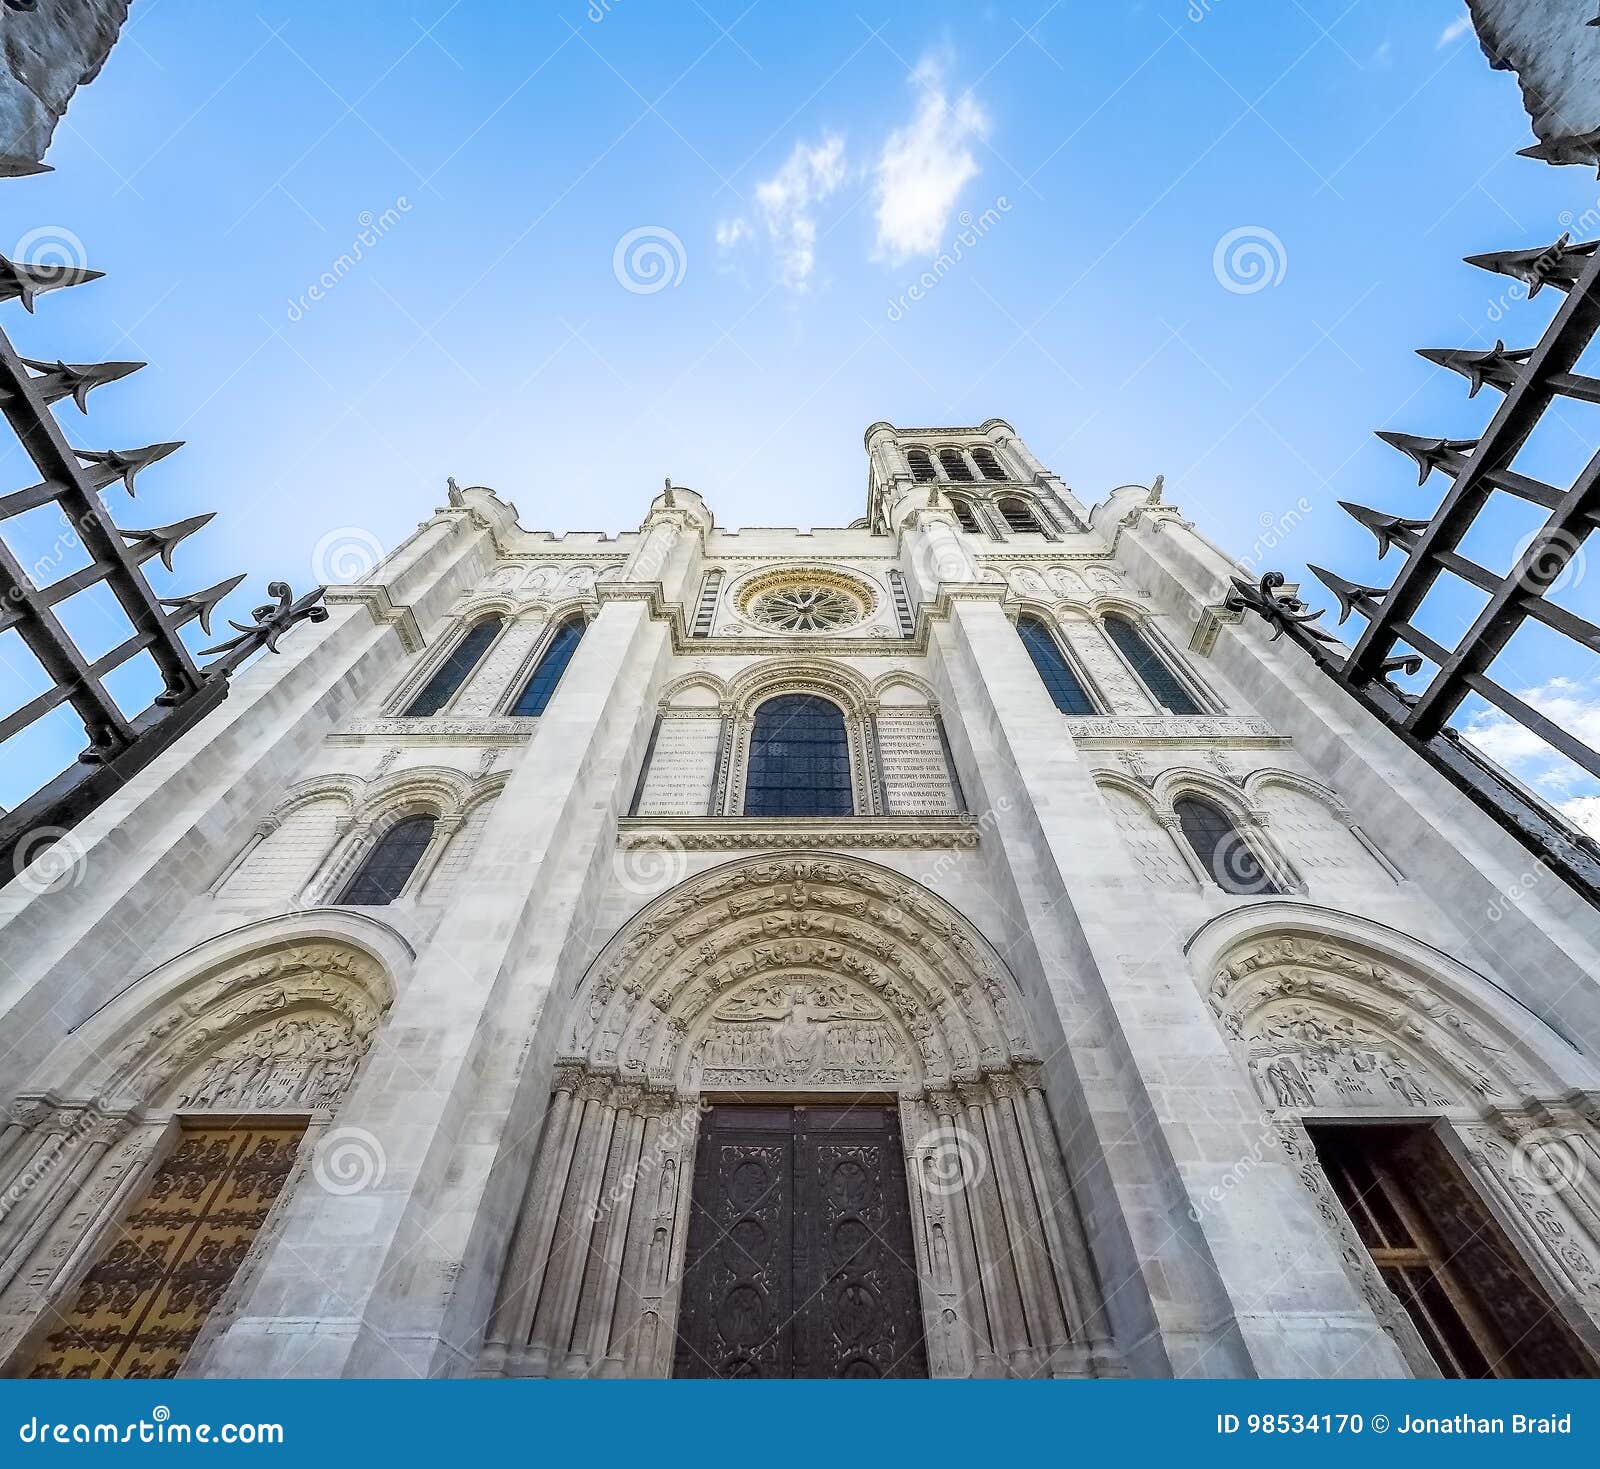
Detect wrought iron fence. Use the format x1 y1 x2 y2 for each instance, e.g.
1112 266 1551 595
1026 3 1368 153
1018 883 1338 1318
0 244 326 887
1229 233 1600 902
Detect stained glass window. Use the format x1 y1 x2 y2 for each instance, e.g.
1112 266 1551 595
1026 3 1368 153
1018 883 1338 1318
337 814 435 904
1175 797 1278 895
1104 613 1202 715
511 618 585 716
1017 615 1096 715
744 694 853 817
403 616 503 716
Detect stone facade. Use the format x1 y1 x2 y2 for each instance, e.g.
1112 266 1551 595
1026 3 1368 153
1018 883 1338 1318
0 420 1598 1379
0 0 130 173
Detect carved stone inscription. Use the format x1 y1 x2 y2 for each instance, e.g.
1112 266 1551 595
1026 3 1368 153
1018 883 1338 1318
877 713 957 816
636 717 721 816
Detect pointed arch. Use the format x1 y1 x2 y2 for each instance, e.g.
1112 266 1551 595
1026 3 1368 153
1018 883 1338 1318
1016 612 1097 714
1101 611 1203 715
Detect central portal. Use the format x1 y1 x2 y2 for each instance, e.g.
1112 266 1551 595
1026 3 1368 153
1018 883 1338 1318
672 1103 928 1379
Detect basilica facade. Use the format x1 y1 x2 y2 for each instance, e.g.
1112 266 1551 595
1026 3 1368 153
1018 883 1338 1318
1 420 1598 1380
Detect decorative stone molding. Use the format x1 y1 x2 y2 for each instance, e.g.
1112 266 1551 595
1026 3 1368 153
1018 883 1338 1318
322 584 424 653
617 818 980 850
327 718 535 745
1067 715 1284 745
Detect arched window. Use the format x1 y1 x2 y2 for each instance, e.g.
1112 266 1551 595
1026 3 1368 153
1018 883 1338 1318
939 448 974 482
907 447 937 482
510 618 585 716
949 497 983 534
972 446 1007 481
1175 797 1278 895
997 496 1043 534
1103 613 1202 715
337 814 435 904
403 616 503 716
1016 615 1096 714
744 694 852 817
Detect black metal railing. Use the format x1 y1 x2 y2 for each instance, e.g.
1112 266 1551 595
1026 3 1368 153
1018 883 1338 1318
0 244 326 886
1229 233 1600 902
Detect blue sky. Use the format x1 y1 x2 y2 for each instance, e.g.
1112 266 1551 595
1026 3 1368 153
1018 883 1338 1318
3 0 1599 830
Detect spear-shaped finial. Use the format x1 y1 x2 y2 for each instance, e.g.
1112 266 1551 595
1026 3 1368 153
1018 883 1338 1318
1416 342 1532 398
1375 430 1477 485
0 251 104 311
1464 234 1598 295
118 513 215 572
16 357 144 412
1338 501 1430 558
160 574 247 635
1309 565 1387 624
74 441 183 495
199 582 329 673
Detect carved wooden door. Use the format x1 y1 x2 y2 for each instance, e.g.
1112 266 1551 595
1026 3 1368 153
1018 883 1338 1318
1311 1123 1596 1377
26 1122 305 1378
673 1104 927 1379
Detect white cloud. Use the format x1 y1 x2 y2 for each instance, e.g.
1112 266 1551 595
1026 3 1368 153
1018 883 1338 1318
718 134 848 289
1460 675 1600 836
1437 15 1472 48
1559 795 1600 839
872 54 990 264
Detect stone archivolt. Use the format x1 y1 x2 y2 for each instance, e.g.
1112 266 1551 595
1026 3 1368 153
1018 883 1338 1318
565 854 1029 1091
482 854 1115 1381
0 939 393 1370
1200 921 1600 1364
1205 932 1559 1115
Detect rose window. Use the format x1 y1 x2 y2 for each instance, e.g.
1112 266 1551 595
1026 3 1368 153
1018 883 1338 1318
746 584 864 632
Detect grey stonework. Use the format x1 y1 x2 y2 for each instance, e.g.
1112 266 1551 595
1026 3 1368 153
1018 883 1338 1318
1 425 1598 1380
1466 0 1600 169
0 0 130 172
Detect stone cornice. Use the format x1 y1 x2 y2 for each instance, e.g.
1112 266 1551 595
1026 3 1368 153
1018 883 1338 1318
324 585 425 653
616 816 981 850
327 718 536 746
1065 714 1287 747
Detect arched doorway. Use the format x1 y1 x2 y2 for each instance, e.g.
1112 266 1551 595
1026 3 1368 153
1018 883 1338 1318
480 854 1113 1379
0 923 397 1377
1189 906 1600 1378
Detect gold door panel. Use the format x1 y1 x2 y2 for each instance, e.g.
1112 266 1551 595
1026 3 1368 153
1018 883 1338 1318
26 1122 305 1379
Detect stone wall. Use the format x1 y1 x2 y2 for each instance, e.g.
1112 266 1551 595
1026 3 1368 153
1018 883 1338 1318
1469 0 1600 167
0 0 130 173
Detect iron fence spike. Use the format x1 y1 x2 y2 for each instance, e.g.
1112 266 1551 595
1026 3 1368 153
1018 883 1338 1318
0 252 104 311
19 357 144 412
1308 564 1387 624
74 441 184 495
158 573 246 635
